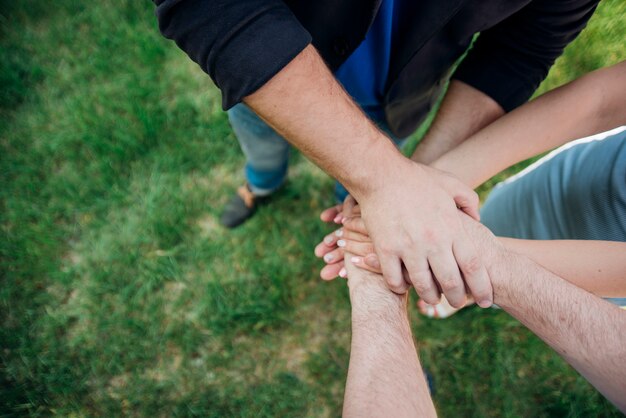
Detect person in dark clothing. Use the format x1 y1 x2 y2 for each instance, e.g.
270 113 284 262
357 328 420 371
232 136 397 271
151 0 598 311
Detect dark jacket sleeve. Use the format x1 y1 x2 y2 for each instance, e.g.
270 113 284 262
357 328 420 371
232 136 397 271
453 0 598 112
153 0 312 110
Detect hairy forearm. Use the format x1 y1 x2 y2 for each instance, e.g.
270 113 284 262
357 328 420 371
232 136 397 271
344 260 436 418
490 252 626 412
411 80 504 165
244 44 404 200
499 238 626 297
432 62 626 188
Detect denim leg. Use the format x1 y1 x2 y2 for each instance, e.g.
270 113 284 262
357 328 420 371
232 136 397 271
227 103 290 195
480 127 626 306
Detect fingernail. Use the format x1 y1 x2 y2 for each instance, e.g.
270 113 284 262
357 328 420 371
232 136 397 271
337 239 346 248
339 267 347 278
350 256 361 264
324 236 334 245
324 253 334 262
333 214 343 224
478 299 492 308
365 256 379 268
335 229 343 237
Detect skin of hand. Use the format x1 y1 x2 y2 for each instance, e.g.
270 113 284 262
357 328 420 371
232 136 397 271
315 191 494 309
339 213 626 413
358 162 488 308
319 209 626 298
245 45 491 308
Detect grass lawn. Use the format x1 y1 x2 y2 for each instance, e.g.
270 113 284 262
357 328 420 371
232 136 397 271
1 1 624 416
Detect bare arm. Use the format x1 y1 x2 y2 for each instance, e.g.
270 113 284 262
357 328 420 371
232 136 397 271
339 219 626 415
499 238 626 297
246 44 493 309
344 218 626 416
245 45 398 196
468 218 626 412
411 80 504 165
495 254 626 412
432 61 626 188
343 256 436 418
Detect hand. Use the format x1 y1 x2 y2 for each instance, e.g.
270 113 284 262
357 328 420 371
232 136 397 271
315 195 360 280
352 160 493 308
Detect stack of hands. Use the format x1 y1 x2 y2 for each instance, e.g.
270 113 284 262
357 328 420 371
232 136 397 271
314 193 494 310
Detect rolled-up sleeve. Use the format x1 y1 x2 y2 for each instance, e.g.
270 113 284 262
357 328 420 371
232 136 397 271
154 0 312 109
454 0 598 112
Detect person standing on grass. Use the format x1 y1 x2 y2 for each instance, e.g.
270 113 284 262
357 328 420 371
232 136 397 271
340 216 626 417
152 0 598 313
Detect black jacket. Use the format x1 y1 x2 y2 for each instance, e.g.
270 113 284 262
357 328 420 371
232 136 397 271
153 0 597 137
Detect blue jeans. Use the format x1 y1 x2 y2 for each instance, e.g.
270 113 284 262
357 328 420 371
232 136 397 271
227 103 405 201
480 127 626 306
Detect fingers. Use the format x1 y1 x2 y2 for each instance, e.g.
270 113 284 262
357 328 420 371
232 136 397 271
322 247 344 265
341 216 368 235
320 260 345 280
453 234 493 308
340 227 370 243
342 195 358 218
363 254 382 272
454 189 481 222
337 236 374 257
348 255 383 274
378 253 410 294
427 246 466 308
402 255 441 305
320 203 343 223
441 174 481 222
314 228 344 257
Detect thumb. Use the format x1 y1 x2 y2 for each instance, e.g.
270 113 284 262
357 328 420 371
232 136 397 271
320 203 343 223
443 176 480 221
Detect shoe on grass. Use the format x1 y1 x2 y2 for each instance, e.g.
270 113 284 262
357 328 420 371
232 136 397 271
220 183 271 228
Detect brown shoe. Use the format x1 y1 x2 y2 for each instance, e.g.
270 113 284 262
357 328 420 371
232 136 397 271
219 184 270 228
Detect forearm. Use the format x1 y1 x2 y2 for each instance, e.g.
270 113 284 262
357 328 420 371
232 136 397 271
490 252 626 412
244 44 404 200
410 80 504 165
432 62 626 188
344 259 436 418
499 238 626 297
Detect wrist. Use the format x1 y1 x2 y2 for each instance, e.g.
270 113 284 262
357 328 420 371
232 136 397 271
487 248 523 308
347 138 409 201
348 273 408 322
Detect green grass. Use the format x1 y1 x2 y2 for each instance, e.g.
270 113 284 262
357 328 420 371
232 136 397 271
1 1 624 416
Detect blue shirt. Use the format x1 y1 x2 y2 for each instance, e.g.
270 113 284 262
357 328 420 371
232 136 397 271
335 0 400 121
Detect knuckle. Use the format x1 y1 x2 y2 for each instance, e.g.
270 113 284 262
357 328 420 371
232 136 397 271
438 275 460 292
422 292 441 305
472 288 490 302
378 242 400 256
448 296 467 309
463 256 482 276
390 284 408 295
386 281 405 294
412 279 433 296
422 227 436 244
